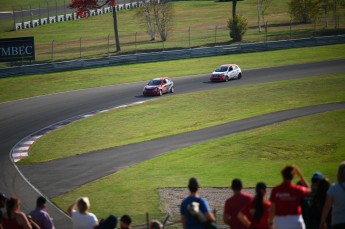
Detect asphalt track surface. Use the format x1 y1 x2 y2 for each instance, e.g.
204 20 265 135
1 59 345 228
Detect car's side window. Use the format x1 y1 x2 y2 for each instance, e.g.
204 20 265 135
229 67 233 71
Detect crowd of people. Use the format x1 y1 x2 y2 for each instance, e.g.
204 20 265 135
1 161 344 229
180 161 345 229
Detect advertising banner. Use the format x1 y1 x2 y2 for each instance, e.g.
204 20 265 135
0 37 35 62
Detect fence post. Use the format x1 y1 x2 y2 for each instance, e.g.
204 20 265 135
265 21 268 42
189 27 191 48
80 37 82 59
135 32 137 54
214 25 218 46
108 34 110 57
289 20 292 40
51 40 54 62
146 212 149 229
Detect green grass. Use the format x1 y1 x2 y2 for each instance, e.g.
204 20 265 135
1 43 345 103
51 108 345 226
23 73 345 163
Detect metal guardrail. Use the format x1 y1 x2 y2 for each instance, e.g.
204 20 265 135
1 35 345 78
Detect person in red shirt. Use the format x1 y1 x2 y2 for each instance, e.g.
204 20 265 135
223 178 254 229
269 165 310 229
238 182 271 229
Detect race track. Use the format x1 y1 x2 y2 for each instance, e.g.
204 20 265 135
0 59 344 228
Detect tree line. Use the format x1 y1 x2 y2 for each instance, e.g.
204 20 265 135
69 0 345 51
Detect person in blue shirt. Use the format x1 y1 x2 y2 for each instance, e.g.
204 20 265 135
180 177 216 229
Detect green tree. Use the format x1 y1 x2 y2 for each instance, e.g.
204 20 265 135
288 0 322 23
227 14 248 41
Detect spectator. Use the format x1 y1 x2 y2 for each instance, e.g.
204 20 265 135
180 177 216 229
302 172 324 229
0 193 7 227
1 196 36 229
150 220 163 229
320 161 345 229
67 197 98 229
238 182 271 229
269 165 310 229
309 178 331 229
29 196 55 229
119 215 132 229
223 178 253 229
96 214 117 229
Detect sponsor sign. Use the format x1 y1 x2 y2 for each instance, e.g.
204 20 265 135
0 37 35 62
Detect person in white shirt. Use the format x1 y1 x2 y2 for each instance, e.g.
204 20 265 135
67 197 98 229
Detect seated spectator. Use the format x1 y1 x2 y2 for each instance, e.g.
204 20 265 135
223 178 253 229
320 161 345 229
67 197 98 229
150 219 163 229
2 196 38 229
269 165 310 229
238 182 271 229
29 196 55 229
119 214 132 229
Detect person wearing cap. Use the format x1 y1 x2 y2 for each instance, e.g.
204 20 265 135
180 177 216 229
29 196 55 229
320 161 345 229
238 182 271 229
268 165 310 229
119 214 132 229
223 178 253 229
301 171 325 229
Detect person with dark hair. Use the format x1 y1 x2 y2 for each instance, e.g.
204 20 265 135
150 220 163 229
301 172 325 229
29 196 55 229
180 177 216 229
320 161 345 229
269 165 310 229
223 178 253 229
67 197 98 229
2 196 37 229
120 214 132 229
238 182 271 229
309 178 331 229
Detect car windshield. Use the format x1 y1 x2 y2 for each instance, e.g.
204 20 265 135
214 66 229 72
148 80 161 86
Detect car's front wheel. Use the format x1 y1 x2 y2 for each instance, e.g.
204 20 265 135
237 73 242 79
159 90 163 96
170 86 174 93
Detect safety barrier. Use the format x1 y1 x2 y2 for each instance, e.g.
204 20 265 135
1 35 344 78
